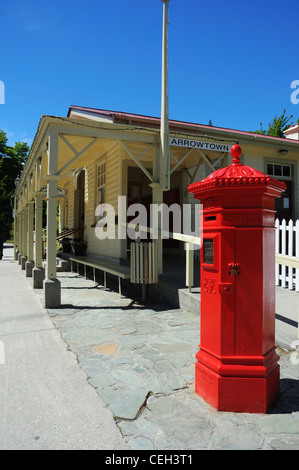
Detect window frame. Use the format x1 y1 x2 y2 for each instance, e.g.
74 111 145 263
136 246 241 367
95 158 106 221
264 156 297 219
64 201 69 228
266 163 292 179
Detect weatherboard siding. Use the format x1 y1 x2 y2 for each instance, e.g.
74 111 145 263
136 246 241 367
85 143 122 259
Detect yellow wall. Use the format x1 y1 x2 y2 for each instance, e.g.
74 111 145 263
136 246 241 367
80 142 123 260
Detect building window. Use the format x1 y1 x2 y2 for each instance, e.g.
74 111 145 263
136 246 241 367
97 161 105 208
267 163 291 179
64 202 68 228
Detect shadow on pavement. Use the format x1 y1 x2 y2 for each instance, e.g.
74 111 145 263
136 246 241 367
59 300 177 313
268 378 299 414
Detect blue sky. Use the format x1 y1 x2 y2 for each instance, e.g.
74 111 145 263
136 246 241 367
0 0 298 147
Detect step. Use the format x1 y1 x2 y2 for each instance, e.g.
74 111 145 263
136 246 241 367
178 287 201 315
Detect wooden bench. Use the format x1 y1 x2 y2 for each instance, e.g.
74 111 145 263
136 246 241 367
69 256 130 297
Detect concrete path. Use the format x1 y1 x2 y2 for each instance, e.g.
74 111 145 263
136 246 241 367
0 246 128 450
1 245 299 450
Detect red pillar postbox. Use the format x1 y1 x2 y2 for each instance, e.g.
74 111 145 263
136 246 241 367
188 145 286 413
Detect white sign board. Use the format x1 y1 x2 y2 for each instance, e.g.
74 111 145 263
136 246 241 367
170 137 231 153
0 80 4 105
42 186 66 198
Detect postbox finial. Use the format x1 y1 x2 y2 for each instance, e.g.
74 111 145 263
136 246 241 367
231 144 242 164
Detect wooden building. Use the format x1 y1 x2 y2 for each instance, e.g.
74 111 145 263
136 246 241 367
14 106 299 307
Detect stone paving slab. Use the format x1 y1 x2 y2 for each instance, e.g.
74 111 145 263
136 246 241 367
28 271 299 450
41 274 198 422
0 254 128 450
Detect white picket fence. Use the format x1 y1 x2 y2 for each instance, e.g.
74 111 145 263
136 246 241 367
193 218 299 291
190 218 298 339
275 218 299 291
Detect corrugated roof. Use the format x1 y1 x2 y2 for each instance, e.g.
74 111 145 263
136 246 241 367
67 105 299 146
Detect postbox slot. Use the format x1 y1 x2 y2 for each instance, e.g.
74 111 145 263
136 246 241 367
203 239 214 264
205 216 216 221
202 234 219 272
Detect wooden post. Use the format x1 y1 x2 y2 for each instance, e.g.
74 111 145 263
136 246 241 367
186 243 194 292
44 132 61 308
21 207 28 269
17 205 23 264
34 192 44 269
13 198 17 260
296 220 299 292
25 201 35 277
32 191 45 288
160 0 170 191
150 182 164 275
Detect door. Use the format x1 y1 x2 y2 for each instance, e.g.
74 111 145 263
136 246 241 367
74 170 85 237
266 163 293 222
275 179 293 222
200 228 236 357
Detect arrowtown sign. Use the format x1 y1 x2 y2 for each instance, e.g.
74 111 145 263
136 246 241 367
170 137 232 152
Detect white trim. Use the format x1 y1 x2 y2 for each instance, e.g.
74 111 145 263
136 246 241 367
96 159 106 208
69 110 114 123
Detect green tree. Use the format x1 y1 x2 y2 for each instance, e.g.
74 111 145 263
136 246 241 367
252 110 294 138
0 130 29 259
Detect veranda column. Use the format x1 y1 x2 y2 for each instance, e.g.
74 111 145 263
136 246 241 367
160 0 170 192
21 207 28 270
44 132 61 308
17 203 22 265
14 197 18 261
25 201 35 277
150 0 170 275
32 192 45 288
150 182 164 275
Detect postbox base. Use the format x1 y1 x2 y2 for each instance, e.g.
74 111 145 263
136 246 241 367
195 358 280 414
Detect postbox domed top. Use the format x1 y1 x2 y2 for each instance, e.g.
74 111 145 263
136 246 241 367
188 144 286 195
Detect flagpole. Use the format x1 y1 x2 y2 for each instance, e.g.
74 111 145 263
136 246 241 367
160 0 170 191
